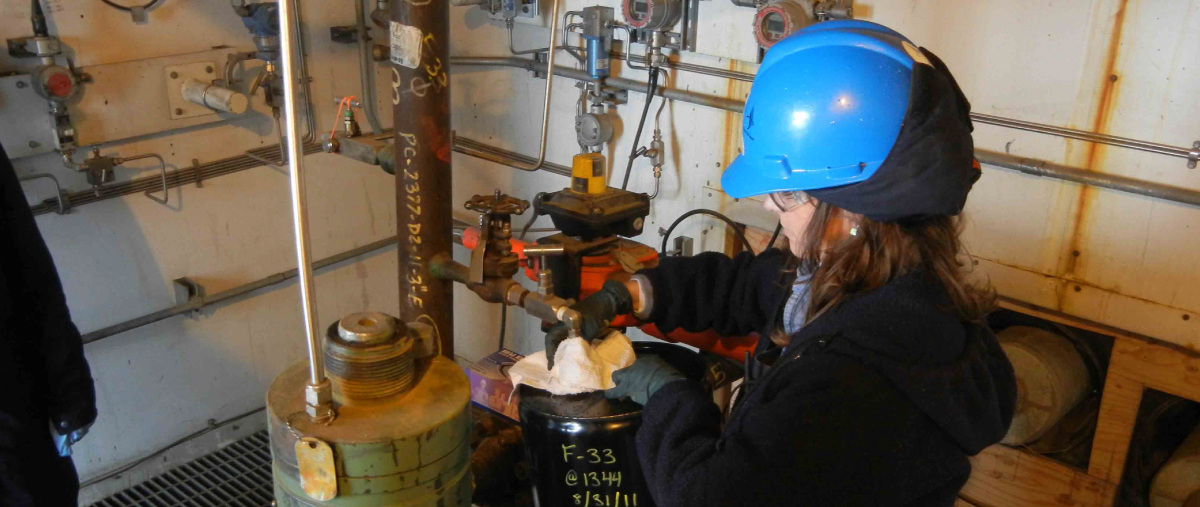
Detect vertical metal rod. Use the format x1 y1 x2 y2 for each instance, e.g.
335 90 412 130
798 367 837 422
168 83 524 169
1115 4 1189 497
392 0 454 358
356 0 384 134
277 0 325 387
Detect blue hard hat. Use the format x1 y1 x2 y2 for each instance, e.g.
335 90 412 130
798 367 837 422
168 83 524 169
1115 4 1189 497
721 20 923 199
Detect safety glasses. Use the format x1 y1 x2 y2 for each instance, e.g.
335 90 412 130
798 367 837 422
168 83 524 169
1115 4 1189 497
768 190 812 212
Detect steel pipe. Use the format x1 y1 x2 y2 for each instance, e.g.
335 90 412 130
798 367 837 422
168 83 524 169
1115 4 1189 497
451 56 746 112
451 56 1200 209
509 0 563 172
453 135 572 177
81 236 399 345
603 52 1198 166
971 113 1200 166
392 0 455 358
356 0 384 134
976 150 1200 207
278 0 330 415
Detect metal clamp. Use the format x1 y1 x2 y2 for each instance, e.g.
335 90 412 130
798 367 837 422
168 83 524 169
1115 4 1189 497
1190 141 1199 169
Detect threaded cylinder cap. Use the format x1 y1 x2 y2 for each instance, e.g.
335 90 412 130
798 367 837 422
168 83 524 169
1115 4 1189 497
324 312 415 403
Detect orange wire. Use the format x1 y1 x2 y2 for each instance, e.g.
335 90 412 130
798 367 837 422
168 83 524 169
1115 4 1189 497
330 96 358 141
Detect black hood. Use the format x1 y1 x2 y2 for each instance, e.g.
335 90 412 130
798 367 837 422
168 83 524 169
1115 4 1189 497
791 269 1016 454
806 48 980 223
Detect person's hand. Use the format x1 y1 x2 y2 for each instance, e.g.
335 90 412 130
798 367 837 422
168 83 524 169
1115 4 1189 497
604 355 686 406
544 280 634 369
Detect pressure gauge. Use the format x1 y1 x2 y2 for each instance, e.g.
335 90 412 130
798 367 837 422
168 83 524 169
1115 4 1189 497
754 1 814 49
622 0 683 31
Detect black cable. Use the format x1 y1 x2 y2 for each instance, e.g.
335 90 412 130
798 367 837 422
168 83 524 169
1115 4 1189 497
518 212 539 241
100 0 165 12
620 71 660 190
80 406 266 487
498 305 507 351
660 208 753 255
767 222 782 249
31 0 48 36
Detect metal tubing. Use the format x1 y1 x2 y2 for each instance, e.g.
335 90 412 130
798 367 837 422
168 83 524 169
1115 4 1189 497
976 150 1200 207
81 236 399 345
971 113 1200 164
450 56 1200 209
356 0 384 134
452 135 572 177
31 143 323 217
118 153 169 205
278 0 325 388
18 173 68 214
606 52 1198 165
450 56 745 112
392 0 455 358
509 0 563 172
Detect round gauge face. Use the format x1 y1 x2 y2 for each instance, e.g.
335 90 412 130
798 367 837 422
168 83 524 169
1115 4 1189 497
45 69 74 98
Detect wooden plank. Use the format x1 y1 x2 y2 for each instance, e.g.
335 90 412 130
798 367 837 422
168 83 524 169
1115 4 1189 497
962 445 1116 507
955 498 981 507
1089 336 1200 482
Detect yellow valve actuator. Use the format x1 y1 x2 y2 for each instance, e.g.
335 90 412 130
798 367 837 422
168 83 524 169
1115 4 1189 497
571 152 607 195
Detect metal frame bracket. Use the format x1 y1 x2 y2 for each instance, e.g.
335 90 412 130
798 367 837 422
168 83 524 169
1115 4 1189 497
173 277 206 319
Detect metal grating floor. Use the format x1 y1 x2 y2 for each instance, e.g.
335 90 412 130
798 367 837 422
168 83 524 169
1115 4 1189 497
88 430 275 507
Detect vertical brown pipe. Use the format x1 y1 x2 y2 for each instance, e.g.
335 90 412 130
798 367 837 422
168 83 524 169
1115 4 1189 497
390 0 453 358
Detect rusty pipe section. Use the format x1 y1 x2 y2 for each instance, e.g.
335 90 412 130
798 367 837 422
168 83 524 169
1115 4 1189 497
392 0 454 359
429 254 583 335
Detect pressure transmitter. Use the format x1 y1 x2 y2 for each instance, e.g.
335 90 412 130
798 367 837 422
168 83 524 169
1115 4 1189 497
622 0 683 31
753 1 814 49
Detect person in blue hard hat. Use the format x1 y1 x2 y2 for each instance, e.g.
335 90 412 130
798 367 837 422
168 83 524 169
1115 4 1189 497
545 20 1017 506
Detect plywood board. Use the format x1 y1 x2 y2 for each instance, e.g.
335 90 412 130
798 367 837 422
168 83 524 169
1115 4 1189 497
1090 335 1200 483
962 445 1116 507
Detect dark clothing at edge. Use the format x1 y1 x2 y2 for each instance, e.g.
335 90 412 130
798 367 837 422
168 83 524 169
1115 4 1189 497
1 144 97 506
634 249 1016 507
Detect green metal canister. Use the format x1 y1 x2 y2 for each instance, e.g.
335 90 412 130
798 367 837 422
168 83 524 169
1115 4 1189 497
267 312 472 506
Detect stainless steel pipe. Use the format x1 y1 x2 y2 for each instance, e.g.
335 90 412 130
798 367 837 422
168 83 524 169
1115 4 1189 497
510 0 563 172
976 150 1200 207
603 52 1198 167
278 0 331 418
450 57 1200 208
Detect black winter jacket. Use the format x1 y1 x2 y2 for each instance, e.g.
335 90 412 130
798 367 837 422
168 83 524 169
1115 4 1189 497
0 144 97 506
634 249 1016 507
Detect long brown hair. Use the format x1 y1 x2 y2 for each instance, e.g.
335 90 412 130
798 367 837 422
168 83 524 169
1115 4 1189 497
773 201 994 345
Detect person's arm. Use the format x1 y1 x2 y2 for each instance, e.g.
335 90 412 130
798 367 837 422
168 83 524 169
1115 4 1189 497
634 352 967 507
633 249 792 337
0 147 97 435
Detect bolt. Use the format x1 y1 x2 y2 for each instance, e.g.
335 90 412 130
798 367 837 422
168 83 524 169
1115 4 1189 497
15 80 27 89
170 71 179 79
205 66 214 73
28 141 39 148
1194 141 1200 149
175 108 184 115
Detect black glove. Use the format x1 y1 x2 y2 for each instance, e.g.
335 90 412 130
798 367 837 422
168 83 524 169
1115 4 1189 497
604 355 686 406
544 280 634 369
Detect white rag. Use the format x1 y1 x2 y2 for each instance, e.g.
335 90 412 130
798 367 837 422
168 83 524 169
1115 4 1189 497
507 331 637 395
